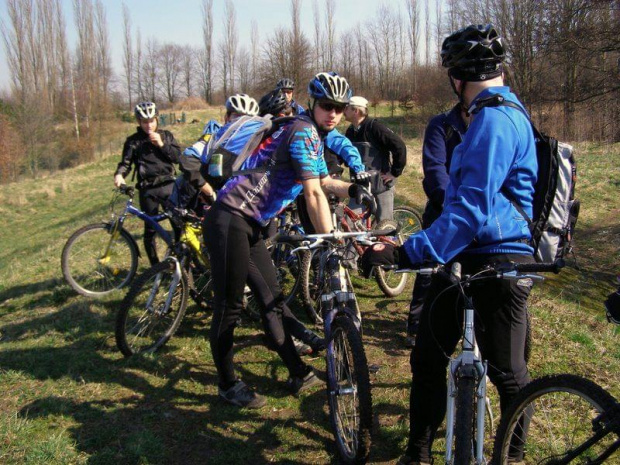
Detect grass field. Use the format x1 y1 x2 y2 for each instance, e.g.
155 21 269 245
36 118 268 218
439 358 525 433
0 108 619 464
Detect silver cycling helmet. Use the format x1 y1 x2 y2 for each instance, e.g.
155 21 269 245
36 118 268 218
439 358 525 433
225 93 259 117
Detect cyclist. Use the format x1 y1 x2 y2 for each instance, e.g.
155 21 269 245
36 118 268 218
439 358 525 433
276 78 305 115
406 104 469 347
114 101 182 265
344 95 407 222
203 72 375 409
361 25 537 465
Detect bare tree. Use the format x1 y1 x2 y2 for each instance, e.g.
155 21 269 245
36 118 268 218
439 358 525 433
324 0 336 69
312 0 322 69
250 21 259 90
405 0 420 95
424 0 431 65
121 3 133 109
181 45 195 99
142 38 159 102
160 43 182 103
222 0 238 95
135 28 143 101
434 0 443 64
236 46 252 92
200 0 214 103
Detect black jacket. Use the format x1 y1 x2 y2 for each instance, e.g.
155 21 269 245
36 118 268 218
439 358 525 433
115 127 181 187
345 117 407 177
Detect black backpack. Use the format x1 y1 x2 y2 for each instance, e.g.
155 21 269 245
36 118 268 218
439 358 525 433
472 95 579 263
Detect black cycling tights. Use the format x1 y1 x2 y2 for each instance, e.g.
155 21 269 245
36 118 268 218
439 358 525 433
406 253 533 463
203 205 308 390
139 183 176 265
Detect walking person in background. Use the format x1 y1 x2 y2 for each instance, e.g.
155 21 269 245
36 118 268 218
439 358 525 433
344 96 407 222
405 103 468 347
114 101 181 265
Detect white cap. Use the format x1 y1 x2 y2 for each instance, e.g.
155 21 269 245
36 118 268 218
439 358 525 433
348 96 368 109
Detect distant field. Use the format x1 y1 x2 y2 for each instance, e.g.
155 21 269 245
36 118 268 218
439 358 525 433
0 107 618 464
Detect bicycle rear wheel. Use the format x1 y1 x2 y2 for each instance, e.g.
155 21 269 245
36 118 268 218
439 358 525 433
453 372 476 465
115 260 189 357
492 374 619 464
327 315 373 464
62 223 138 297
391 205 423 237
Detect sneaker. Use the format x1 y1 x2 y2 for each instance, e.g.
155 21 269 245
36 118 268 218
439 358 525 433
218 380 266 409
286 369 322 395
293 337 312 356
302 332 326 355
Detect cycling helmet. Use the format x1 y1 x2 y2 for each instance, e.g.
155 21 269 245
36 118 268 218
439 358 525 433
201 119 222 137
307 72 352 104
441 24 505 70
225 93 259 116
258 89 289 116
134 101 158 120
276 78 295 90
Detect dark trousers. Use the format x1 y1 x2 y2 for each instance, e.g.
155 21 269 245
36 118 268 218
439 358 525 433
406 253 533 462
138 182 176 265
203 205 308 389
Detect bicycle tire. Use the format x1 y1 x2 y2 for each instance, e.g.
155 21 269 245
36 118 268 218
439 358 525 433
391 205 423 237
115 260 189 357
327 315 373 464
492 374 619 464
187 259 212 309
270 239 304 306
373 219 409 297
62 222 139 297
454 372 476 465
299 249 323 324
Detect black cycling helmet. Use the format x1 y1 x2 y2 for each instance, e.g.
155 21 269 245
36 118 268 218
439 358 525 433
258 89 289 117
441 24 505 69
276 78 295 90
307 72 352 104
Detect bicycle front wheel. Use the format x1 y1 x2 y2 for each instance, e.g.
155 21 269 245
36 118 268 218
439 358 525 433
115 260 189 357
62 223 138 297
327 315 373 464
300 250 324 324
453 373 476 465
492 374 619 464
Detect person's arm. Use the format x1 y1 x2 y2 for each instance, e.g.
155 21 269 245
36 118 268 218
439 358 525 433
114 137 135 186
159 131 182 164
421 116 451 208
370 121 407 177
324 129 366 174
403 109 520 265
302 177 333 233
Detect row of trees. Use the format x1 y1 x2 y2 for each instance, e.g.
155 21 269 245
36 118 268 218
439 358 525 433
0 0 618 183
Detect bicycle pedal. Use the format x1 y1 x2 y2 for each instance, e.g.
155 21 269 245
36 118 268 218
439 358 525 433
368 364 381 374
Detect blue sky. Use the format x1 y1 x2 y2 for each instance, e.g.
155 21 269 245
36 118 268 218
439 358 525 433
0 0 439 92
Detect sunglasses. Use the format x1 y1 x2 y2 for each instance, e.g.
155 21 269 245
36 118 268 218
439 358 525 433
317 101 346 114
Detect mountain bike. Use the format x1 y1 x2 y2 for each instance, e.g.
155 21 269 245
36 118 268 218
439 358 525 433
61 185 172 297
278 227 398 464
491 374 619 464
115 207 211 357
396 260 562 464
300 197 421 323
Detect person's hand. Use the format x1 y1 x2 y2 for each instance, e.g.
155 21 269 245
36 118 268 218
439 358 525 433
353 171 371 187
199 184 217 205
381 172 396 186
360 243 414 278
149 131 164 148
114 174 126 188
348 183 376 216
360 243 398 278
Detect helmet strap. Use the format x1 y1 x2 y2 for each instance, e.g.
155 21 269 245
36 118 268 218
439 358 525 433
449 75 469 115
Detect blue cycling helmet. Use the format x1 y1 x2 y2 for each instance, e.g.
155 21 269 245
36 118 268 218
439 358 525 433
201 119 222 137
307 72 352 104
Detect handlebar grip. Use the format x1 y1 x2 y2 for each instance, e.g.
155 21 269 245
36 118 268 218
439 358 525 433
119 185 135 197
274 233 306 244
514 259 565 274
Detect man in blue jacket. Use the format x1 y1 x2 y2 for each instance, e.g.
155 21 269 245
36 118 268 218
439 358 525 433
405 104 468 347
361 25 537 465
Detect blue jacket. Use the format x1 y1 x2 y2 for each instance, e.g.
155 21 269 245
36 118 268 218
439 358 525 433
404 87 537 264
422 104 467 226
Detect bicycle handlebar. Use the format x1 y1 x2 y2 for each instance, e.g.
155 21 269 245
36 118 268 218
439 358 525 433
275 227 398 248
118 185 135 197
512 259 565 274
